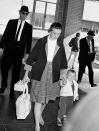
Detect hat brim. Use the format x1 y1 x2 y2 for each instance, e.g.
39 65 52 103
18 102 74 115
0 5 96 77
19 10 30 13
87 33 95 36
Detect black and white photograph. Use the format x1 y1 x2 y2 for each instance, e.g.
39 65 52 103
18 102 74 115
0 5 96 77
0 0 99 131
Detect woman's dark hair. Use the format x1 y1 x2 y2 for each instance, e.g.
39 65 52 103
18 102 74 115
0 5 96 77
48 22 62 32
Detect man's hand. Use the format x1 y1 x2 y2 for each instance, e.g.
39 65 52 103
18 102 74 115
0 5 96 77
22 54 29 64
24 64 32 71
74 96 79 101
0 48 3 55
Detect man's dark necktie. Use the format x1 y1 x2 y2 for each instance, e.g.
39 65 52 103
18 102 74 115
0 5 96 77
71 83 74 94
15 21 22 40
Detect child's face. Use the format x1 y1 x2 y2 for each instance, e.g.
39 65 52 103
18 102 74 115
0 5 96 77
67 72 76 81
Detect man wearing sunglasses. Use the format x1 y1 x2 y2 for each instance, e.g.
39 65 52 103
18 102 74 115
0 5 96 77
0 5 32 98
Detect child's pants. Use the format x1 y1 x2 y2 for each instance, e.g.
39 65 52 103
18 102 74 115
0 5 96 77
58 96 73 120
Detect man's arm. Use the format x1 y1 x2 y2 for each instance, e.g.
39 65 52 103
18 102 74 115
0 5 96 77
22 24 32 63
0 20 11 49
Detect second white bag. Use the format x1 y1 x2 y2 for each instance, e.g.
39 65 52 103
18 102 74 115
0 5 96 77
14 80 25 92
15 82 31 119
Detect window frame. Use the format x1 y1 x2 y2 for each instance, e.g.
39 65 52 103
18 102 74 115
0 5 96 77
32 0 57 31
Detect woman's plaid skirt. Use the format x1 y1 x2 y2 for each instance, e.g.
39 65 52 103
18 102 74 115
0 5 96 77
30 62 60 104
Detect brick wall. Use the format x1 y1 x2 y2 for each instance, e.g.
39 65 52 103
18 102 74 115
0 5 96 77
55 0 85 37
55 0 69 38
64 0 85 37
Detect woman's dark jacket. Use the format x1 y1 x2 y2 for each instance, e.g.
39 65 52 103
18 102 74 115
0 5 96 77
26 35 68 83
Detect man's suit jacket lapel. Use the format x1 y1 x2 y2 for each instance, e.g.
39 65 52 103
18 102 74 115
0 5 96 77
84 37 94 52
14 19 18 36
85 37 88 46
15 19 18 29
45 39 48 57
84 37 89 51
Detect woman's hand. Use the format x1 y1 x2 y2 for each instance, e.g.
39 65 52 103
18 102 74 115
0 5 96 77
74 96 79 101
23 70 30 82
24 63 32 71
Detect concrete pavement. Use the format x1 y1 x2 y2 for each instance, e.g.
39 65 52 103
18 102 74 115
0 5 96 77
79 68 99 93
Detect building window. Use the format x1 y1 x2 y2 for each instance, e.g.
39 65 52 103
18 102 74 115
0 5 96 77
32 0 57 38
83 0 99 22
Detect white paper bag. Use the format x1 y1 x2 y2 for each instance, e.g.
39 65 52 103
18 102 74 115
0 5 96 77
14 80 25 92
14 70 30 92
15 82 31 119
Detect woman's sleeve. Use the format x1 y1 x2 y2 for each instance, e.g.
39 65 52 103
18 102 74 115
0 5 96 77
60 46 68 70
60 46 68 77
26 39 41 66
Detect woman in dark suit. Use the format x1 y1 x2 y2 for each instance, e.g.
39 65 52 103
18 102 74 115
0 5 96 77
24 22 68 131
77 30 97 87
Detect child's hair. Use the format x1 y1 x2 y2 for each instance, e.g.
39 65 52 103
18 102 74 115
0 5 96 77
67 69 76 76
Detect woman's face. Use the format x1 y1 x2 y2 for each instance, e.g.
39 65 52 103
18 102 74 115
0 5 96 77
49 28 62 40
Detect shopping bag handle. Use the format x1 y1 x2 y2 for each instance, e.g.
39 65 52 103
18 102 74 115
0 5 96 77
23 82 29 94
23 70 30 83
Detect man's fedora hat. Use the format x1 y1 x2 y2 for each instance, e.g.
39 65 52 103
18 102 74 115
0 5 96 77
87 30 95 36
20 5 29 13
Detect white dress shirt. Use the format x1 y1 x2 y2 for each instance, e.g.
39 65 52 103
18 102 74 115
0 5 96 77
15 19 25 41
47 36 57 62
86 37 93 53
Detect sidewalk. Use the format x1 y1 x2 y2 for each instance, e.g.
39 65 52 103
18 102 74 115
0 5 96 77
79 68 99 94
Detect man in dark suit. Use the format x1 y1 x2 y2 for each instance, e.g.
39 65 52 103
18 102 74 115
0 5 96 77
77 30 97 87
0 5 32 98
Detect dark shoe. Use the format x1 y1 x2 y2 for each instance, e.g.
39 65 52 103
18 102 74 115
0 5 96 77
77 80 81 84
0 86 6 94
72 66 74 69
9 92 15 99
91 84 97 87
